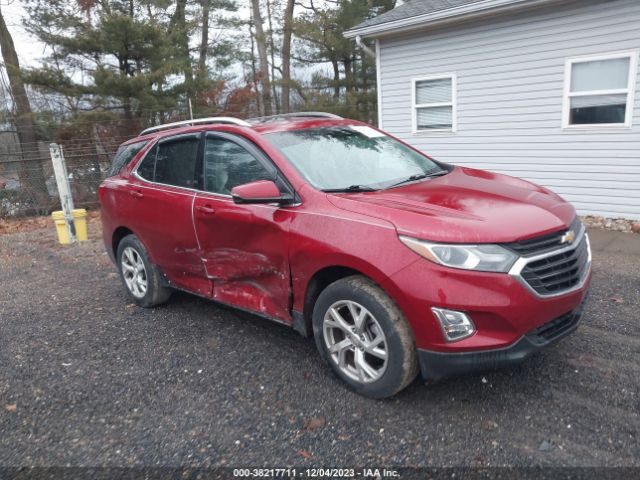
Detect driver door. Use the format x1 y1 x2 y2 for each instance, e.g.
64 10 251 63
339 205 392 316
192 132 293 323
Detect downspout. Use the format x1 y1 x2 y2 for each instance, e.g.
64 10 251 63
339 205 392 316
355 35 383 129
355 35 376 58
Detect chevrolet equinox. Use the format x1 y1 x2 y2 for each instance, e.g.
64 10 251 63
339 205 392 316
99 113 592 398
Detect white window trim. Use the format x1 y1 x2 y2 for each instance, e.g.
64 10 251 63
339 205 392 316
562 50 639 130
411 74 457 134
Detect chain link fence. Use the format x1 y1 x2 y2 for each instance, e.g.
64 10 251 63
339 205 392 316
0 130 128 218
0 97 379 219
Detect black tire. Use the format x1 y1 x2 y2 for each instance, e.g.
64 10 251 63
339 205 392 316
312 275 419 399
116 234 172 308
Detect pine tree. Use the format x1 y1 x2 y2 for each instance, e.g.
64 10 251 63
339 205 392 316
0 4 49 210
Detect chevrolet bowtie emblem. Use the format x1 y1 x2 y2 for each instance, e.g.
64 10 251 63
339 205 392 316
561 230 576 244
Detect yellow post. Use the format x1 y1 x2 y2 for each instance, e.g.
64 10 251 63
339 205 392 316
72 209 88 241
51 208 88 244
51 210 70 244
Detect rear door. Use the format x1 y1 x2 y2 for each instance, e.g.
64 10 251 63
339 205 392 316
192 132 293 322
128 134 211 296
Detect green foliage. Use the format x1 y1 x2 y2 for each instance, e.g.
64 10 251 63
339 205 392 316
17 0 395 125
22 0 240 124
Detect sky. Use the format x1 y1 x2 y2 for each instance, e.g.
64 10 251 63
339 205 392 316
1 0 45 67
0 0 342 90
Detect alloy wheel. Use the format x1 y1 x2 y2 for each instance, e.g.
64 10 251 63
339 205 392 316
121 246 148 298
322 300 388 383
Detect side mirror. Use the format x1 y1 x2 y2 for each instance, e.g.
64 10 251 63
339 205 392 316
231 180 293 205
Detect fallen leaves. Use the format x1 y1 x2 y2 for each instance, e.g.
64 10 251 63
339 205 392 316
0 210 101 236
481 420 498 431
303 416 326 431
610 296 625 304
297 449 313 459
0 216 52 235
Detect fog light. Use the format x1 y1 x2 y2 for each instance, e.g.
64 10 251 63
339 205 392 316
431 307 476 342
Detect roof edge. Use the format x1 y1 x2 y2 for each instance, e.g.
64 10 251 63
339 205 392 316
344 0 559 39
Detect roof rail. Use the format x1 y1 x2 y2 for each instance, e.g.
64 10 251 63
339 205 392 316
139 117 251 136
248 112 343 123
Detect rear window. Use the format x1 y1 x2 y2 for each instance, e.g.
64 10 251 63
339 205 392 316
135 136 200 189
108 140 148 177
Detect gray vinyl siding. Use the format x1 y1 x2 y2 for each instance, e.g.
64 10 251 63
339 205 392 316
378 0 640 220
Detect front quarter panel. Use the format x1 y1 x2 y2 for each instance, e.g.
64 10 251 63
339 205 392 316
289 186 418 313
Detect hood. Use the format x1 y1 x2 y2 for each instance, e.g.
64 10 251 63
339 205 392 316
326 167 575 244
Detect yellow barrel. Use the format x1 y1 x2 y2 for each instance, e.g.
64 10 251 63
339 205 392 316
51 209 88 244
72 209 88 241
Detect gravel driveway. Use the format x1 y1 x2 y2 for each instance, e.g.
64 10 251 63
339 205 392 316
0 222 639 470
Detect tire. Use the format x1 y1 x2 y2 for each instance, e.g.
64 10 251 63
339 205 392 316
116 234 172 308
312 275 419 399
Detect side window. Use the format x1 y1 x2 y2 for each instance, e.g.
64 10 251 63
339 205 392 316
108 140 148 177
135 137 199 188
136 144 156 181
154 137 200 188
203 137 274 195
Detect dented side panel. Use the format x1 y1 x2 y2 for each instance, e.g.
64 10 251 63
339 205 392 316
193 193 293 323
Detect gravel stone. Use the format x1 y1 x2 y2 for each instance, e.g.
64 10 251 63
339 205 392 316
0 224 639 467
581 215 637 234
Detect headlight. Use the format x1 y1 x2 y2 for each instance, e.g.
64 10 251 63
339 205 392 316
399 236 518 273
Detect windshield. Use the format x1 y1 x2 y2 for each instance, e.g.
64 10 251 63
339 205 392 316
264 125 445 191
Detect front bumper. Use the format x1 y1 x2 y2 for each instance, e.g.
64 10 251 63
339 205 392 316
418 294 588 382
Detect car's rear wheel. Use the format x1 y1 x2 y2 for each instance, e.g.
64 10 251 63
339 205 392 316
312 276 418 398
117 234 172 308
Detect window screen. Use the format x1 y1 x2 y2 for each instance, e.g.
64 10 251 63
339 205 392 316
203 137 274 195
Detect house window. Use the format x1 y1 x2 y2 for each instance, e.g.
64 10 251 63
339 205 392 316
563 52 638 128
412 75 456 132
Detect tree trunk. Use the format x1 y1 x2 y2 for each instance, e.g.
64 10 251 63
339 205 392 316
198 0 210 78
331 58 340 101
249 22 263 116
343 57 354 94
265 0 279 114
250 0 273 116
281 0 295 113
0 5 49 211
172 0 193 97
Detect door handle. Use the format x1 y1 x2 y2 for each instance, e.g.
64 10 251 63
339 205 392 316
129 190 144 199
195 205 216 215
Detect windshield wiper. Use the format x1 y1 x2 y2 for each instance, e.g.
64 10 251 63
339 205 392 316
386 170 449 189
322 185 378 193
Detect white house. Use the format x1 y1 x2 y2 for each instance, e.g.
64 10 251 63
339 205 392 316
345 0 640 220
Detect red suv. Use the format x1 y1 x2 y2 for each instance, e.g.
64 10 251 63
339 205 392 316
100 113 591 398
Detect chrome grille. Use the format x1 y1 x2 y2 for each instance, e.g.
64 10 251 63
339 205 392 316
521 235 589 295
509 227 591 297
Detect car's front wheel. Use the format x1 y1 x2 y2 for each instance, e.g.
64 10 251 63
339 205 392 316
312 276 419 398
116 234 172 308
